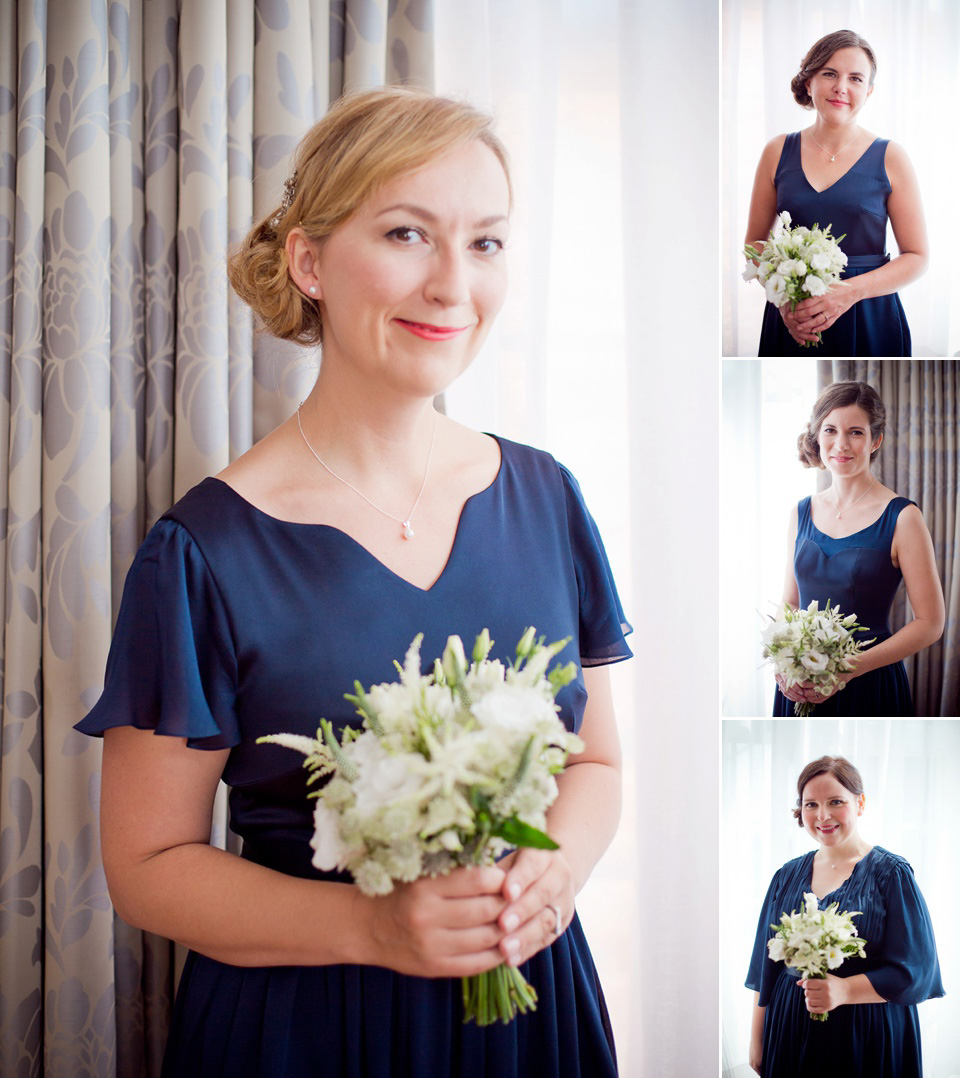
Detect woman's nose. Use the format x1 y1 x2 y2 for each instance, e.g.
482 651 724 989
425 250 470 307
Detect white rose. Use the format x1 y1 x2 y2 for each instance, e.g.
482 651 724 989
470 682 557 733
346 734 421 815
804 274 828 297
810 252 832 271
767 936 787 962
310 800 350 870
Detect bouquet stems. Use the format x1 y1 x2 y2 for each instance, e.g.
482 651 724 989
462 964 539 1026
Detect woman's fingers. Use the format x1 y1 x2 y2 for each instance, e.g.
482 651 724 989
497 849 573 966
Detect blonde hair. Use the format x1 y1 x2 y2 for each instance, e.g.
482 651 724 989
228 87 511 347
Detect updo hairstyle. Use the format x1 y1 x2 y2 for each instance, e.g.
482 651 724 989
791 30 877 108
228 87 511 347
792 755 865 827
797 380 886 469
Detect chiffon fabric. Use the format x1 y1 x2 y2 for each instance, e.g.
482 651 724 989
758 133 911 357
746 846 943 1077
773 496 914 716
77 436 633 1078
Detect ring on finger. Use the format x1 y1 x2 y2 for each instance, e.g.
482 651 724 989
547 903 562 936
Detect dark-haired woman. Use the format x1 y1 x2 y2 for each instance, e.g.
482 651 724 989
747 756 943 1077
75 88 631 1076
745 30 927 355
773 381 943 716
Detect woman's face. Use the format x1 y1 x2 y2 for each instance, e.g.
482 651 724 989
818 404 879 478
806 47 874 124
306 139 510 401
800 773 863 849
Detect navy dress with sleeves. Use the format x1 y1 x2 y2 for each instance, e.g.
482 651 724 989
76 436 633 1078
758 133 911 357
746 847 943 1077
773 496 915 716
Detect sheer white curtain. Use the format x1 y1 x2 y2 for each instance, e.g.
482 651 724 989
722 0 960 356
436 2 718 1074
721 719 960 1078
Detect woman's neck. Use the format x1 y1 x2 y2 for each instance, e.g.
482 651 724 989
808 118 860 153
816 836 869 868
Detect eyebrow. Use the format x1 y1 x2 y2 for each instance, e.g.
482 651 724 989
375 203 509 229
821 66 866 76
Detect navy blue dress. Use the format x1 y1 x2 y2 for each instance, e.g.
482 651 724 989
746 846 943 1077
773 496 914 716
758 132 911 356
76 436 633 1078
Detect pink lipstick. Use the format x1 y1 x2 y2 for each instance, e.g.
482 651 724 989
396 319 468 341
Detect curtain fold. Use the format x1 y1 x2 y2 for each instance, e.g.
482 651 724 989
0 3 433 1074
821 360 959 716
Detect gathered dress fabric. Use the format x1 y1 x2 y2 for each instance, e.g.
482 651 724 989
773 496 914 717
746 846 943 1078
758 132 911 357
77 436 633 1078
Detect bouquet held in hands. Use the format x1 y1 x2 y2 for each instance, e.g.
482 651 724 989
767 892 867 1022
259 627 583 1026
744 211 847 347
762 599 874 716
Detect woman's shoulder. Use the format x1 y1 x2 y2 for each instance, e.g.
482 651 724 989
758 133 790 176
770 850 814 886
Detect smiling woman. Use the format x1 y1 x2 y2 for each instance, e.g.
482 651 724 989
743 29 928 356
75 87 632 1077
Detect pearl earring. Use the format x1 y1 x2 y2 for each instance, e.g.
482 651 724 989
308 285 317 296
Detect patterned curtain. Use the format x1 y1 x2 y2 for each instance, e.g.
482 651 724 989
819 361 959 717
0 2 433 1075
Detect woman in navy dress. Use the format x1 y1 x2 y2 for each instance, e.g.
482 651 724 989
746 756 943 1077
77 89 632 1076
744 30 928 355
772 381 943 716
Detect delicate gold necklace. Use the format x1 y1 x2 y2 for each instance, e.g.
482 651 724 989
296 406 437 540
832 476 875 519
808 127 860 163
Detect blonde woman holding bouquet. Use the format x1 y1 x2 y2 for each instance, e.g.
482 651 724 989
746 756 942 1077
772 380 943 716
744 29 928 355
76 89 632 1077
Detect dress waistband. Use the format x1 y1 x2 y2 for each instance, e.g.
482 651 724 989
844 253 890 270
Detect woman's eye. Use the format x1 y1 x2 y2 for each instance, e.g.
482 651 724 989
473 236 504 255
387 226 426 245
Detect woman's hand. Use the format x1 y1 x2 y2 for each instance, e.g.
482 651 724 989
785 281 858 342
365 866 508 979
797 974 849 1014
749 1042 763 1075
774 674 839 706
498 848 576 968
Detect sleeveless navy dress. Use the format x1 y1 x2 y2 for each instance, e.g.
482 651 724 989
773 496 914 716
746 847 943 1077
758 132 911 356
76 437 633 1078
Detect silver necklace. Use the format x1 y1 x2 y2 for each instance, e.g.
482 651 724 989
296 406 437 540
808 127 859 162
832 475 875 519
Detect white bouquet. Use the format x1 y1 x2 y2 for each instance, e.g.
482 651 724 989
761 600 874 716
743 211 847 347
767 892 867 1021
259 627 583 1026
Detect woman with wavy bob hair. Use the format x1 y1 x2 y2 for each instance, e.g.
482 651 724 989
76 87 632 1076
744 30 928 355
746 756 943 1076
772 380 943 715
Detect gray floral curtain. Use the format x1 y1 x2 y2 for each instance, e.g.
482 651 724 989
0 2 433 1075
820 360 960 716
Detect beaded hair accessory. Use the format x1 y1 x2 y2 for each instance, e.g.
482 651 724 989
269 172 298 229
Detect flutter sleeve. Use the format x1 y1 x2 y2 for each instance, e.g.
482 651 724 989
865 857 944 1005
558 463 633 666
75 518 240 749
746 867 784 1004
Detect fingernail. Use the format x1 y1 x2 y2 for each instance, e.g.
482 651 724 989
504 914 519 932
504 937 520 954
508 883 520 900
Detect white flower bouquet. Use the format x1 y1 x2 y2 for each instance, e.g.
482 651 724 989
743 211 847 347
258 627 583 1026
767 892 867 1021
761 600 874 716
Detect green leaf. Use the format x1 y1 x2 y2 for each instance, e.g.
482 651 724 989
493 816 560 850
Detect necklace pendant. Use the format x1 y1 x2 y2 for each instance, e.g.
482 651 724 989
402 521 414 540
830 155 836 162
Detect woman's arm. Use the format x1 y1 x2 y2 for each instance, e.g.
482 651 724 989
495 664 623 968
749 992 765 1074
100 726 509 976
744 136 787 255
787 142 928 338
798 972 886 1013
775 503 812 706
